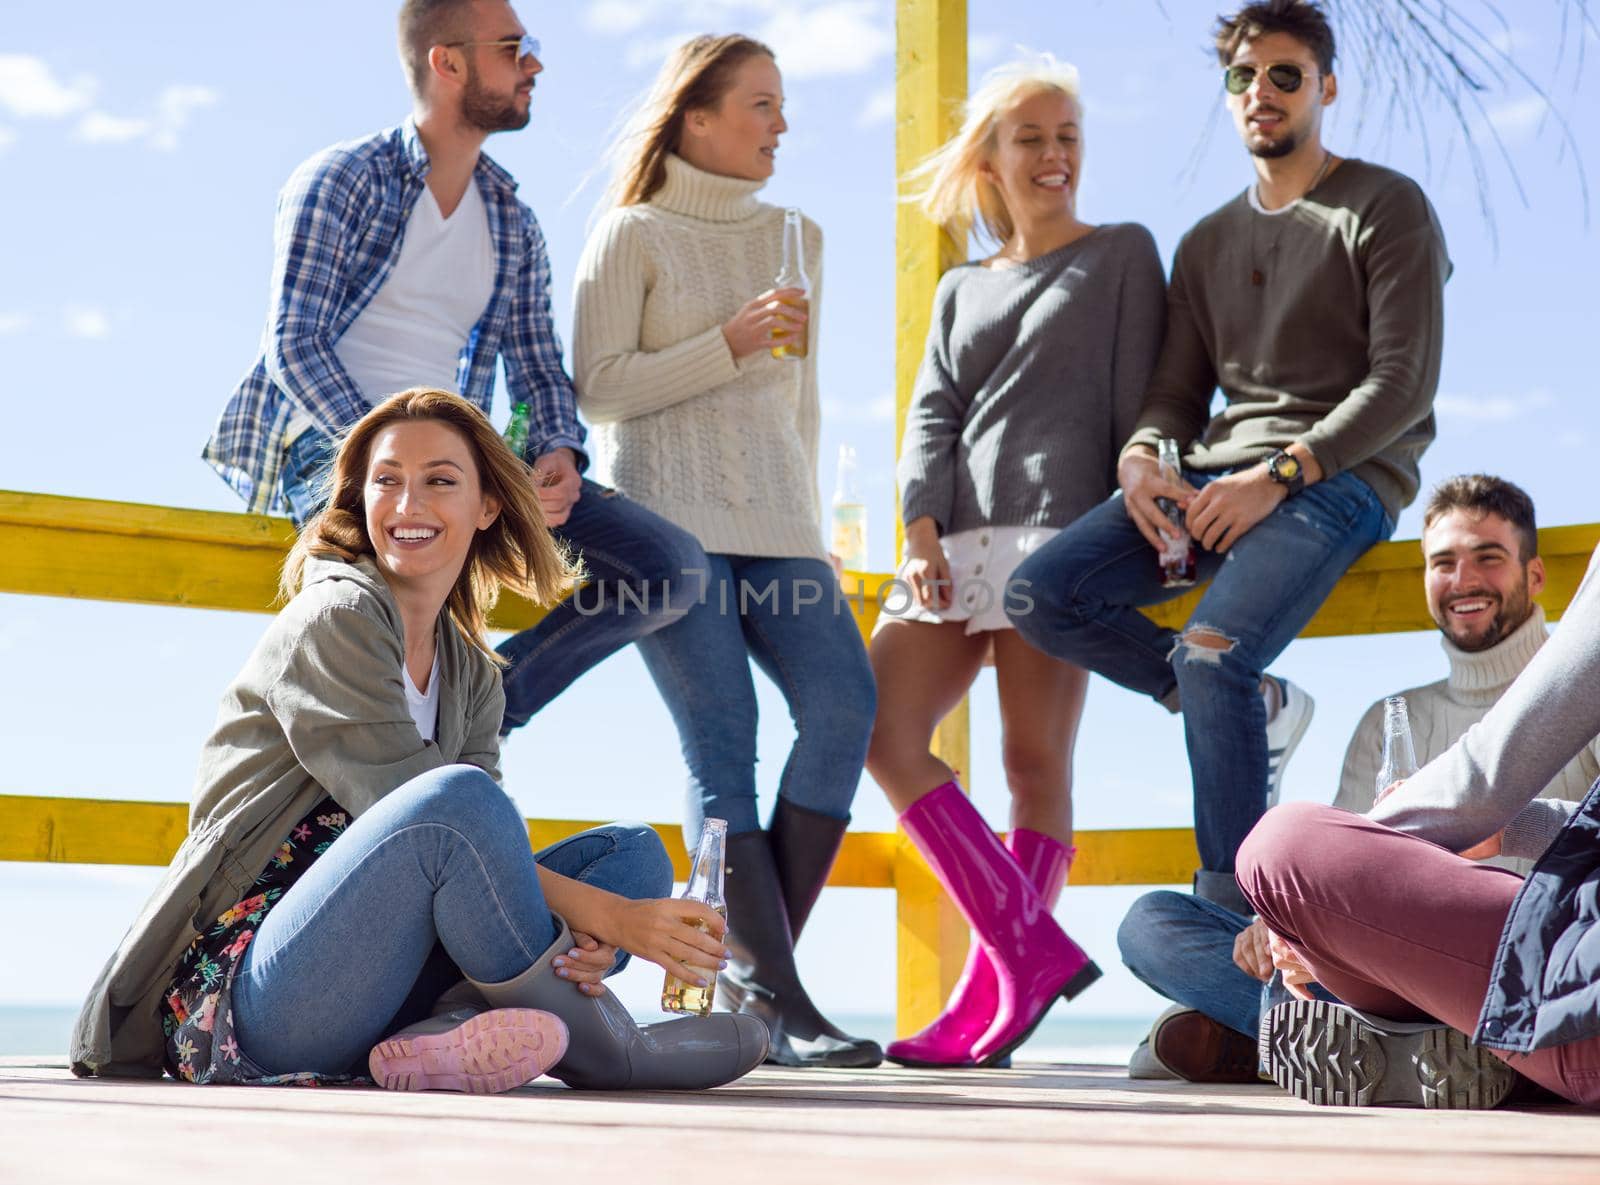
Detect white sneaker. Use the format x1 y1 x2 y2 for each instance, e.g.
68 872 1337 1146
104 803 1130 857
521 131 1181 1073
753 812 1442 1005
1263 676 1314 808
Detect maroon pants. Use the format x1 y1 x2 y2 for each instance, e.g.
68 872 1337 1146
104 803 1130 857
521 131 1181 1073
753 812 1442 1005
1236 802 1600 1106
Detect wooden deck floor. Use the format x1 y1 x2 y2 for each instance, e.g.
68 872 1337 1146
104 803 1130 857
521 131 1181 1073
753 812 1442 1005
5 1055 1597 1184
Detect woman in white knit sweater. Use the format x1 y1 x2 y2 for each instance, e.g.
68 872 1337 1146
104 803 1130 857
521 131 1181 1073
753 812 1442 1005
571 34 879 1070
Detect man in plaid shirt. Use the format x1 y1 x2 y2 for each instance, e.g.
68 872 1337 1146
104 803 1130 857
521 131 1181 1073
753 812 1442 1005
205 0 705 731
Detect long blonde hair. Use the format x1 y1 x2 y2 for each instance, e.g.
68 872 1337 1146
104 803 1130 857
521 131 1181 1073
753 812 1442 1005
280 388 582 663
599 33 776 210
903 53 1083 249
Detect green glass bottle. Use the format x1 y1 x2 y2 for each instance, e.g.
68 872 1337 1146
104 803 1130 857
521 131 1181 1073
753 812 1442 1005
504 401 531 460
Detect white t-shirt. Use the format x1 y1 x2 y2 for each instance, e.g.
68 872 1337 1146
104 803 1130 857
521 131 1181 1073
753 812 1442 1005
403 650 442 743
286 179 495 442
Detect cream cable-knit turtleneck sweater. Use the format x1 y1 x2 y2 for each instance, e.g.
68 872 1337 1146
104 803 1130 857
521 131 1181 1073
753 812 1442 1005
572 154 826 560
1333 604 1600 874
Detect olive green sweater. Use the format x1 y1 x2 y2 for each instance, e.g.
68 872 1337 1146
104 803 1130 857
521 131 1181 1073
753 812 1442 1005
71 556 505 1077
1124 159 1451 521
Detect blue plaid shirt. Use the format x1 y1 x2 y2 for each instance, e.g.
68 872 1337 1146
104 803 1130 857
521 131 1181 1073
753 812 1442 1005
204 119 586 513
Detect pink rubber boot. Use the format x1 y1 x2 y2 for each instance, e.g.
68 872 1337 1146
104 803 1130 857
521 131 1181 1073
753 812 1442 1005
896 782 1100 1067
886 825 1075 1067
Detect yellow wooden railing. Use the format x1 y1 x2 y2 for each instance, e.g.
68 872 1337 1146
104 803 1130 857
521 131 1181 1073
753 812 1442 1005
5 486 1598 1037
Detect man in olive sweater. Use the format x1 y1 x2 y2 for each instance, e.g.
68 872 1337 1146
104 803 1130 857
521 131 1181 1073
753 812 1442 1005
1010 0 1450 914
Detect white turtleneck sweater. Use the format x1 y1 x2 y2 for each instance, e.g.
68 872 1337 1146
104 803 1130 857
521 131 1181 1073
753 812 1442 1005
572 154 826 560
1333 604 1600 874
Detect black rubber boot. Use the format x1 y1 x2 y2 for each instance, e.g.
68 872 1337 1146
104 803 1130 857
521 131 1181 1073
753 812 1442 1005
472 917 770 1091
719 829 883 1068
768 799 850 939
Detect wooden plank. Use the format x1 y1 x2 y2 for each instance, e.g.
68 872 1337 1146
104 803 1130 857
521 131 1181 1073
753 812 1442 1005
5 490 1596 637
892 0 966 568
0 794 1187 889
0 795 896 886
7 1060 1596 1185
892 0 969 1038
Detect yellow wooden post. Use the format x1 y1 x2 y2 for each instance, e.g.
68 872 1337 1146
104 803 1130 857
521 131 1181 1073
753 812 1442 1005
893 0 969 1039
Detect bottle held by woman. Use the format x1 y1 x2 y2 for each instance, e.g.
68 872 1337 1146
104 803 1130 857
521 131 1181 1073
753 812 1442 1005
571 35 881 1068
70 390 767 1094
663 819 729 1017
771 207 810 359
866 55 1167 1068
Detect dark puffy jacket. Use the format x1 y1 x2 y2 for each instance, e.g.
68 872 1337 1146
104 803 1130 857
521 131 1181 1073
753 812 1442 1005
1477 775 1600 1052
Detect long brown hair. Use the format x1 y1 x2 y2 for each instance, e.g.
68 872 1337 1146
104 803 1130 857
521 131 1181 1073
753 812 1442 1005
601 33 775 210
280 388 581 663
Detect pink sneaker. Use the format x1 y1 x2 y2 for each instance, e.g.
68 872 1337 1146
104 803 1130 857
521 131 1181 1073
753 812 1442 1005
368 1007 568 1094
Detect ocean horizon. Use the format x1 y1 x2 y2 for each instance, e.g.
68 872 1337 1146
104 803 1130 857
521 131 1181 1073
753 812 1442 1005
0 1005 1148 1066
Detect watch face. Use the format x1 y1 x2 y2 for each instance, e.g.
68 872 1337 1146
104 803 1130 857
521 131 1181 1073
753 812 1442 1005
1276 455 1300 481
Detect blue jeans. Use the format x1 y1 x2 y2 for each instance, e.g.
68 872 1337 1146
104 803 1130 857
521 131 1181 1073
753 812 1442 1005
1010 470 1392 881
636 554 877 841
278 430 707 731
497 481 707 732
231 764 672 1077
280 428 338 527
1119 890 1262 1037
1119 889 1341 1038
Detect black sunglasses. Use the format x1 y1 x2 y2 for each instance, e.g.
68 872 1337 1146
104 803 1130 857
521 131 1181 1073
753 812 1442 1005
1223 62 1312 95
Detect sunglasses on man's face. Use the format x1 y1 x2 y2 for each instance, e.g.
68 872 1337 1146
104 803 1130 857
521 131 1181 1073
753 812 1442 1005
1223 62 1311 96
444 33 542 71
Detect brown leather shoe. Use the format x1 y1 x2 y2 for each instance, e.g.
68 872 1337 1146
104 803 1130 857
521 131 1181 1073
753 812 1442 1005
1150 1005 1262 1084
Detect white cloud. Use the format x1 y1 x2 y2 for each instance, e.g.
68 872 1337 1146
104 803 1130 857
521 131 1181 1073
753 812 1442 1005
75 83 217 150
1434 390 1553 422
76 110 149 144
63 306 111 339
758 3 892 79
0 312 31 334
1487 94 1548 142
0 54 96 119
856 85 895 128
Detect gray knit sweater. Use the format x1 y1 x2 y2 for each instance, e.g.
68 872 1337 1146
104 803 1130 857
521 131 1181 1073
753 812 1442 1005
897 222 1166 535
1123 160 1450 523
1370 544 1600 861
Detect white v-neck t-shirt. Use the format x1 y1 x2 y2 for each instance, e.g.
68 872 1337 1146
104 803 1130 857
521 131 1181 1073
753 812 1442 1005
287 179 495 441
403 650 442 743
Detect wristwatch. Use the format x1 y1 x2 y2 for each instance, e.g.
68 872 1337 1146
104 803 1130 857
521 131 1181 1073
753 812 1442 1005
1266 449 1305 497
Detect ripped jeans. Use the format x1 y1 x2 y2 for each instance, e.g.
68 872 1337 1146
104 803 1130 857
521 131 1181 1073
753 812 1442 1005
1010 468 1392 886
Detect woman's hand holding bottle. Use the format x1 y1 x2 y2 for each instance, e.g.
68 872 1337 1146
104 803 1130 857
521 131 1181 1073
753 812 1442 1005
615 898 731 987
721 287 808 359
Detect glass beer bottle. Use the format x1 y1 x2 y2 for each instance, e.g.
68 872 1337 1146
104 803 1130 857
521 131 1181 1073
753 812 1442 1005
1156 436 1197 587
770 208 810 360
830 444 868 572
661 817 728 1017
1375 695 1419 800
503 400 531 461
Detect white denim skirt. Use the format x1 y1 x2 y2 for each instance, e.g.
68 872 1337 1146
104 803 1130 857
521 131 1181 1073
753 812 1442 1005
879 525 1060 636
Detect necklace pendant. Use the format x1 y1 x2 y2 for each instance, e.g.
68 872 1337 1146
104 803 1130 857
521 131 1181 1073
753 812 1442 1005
1251 268 1264 286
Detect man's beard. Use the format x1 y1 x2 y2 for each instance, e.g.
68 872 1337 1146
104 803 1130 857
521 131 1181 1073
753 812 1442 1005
1439 583 1534 652
462 69 530 133
1248 128 1298 159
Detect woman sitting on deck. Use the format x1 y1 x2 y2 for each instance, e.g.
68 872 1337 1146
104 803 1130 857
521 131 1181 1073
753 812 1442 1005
70 388 767 1094
866 54 1166 1068
570 35 880 1068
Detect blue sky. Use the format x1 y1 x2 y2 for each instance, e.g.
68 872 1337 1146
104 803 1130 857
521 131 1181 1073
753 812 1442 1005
2 1 1597 1034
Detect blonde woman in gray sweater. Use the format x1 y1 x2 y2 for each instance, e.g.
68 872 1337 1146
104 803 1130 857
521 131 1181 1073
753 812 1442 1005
865 56 1166 1068
571 35 879 1069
